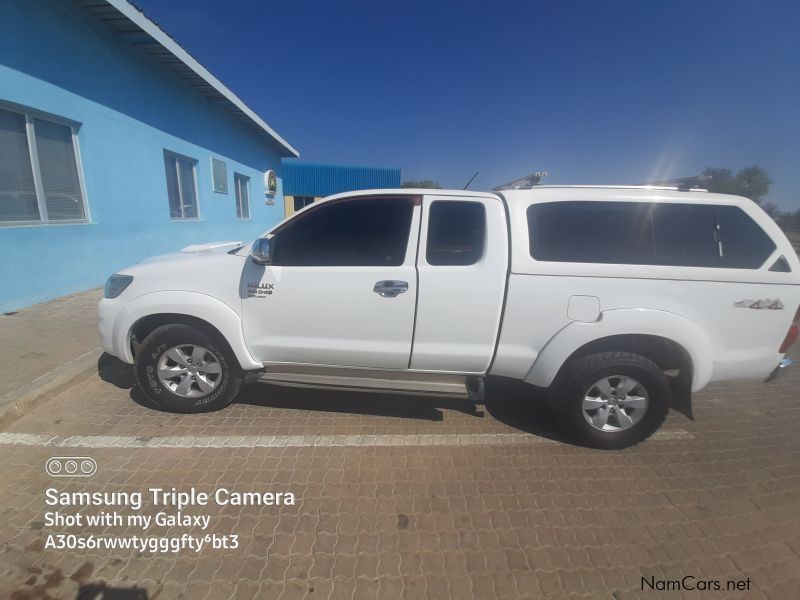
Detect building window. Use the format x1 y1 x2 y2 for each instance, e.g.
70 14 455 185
0 106 88 224
234 172 250 219
426 201 486 266
163 151 198 219
293 196 315 212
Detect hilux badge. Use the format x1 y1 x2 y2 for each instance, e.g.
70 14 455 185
247 282 274 299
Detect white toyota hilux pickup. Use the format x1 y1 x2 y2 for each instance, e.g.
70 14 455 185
98 186 800 448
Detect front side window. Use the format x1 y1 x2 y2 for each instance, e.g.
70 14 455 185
426 201 486 266
272 197 414 267
234 173 250 219
527 201 775 269
0 107 87 224
164 151 198 219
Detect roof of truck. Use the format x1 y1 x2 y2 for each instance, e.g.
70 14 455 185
510 185 707 192
322 188 497 200
321 185 721 203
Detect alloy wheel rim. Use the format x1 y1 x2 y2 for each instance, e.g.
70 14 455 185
581 375 649 432
157 344 222 398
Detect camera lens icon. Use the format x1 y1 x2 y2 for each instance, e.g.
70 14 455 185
46 457 96 477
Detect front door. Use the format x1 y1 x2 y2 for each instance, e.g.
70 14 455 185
241 195 420 369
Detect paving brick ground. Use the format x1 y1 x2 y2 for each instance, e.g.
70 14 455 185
0 289 102 401
0 350 798 599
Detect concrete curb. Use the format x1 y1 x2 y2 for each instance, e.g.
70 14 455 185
0 347 103 431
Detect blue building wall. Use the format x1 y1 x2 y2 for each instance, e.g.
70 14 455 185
282 161 401 197
0 0 292 312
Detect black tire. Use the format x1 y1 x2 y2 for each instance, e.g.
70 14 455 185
134 324 243 413
549 351 670 449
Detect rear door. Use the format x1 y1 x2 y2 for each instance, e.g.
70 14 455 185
241 195 420 369
410 194 508 373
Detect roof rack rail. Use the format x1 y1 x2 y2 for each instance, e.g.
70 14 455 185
641 175 712 192
493 176 710 193
498 184 708 192
492 171 548 191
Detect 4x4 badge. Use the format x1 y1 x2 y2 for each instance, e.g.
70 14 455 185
734 298 784 310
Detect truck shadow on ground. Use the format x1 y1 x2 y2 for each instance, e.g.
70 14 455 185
235 383 484 421
482 376 565 442
98 354 567 442
76 583 149 599
98 353 136 388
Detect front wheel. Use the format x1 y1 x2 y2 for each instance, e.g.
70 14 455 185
549 351 670 449
134 324 243 413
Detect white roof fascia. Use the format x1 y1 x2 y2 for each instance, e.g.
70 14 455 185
105 0 299 157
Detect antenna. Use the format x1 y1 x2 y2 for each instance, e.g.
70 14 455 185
462 171 479 190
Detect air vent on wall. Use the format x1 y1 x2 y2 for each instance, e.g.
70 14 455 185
211 157 228 193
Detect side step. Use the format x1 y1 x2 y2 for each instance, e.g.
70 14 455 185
256 366 478 399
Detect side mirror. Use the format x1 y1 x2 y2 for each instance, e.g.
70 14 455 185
250 237 272 265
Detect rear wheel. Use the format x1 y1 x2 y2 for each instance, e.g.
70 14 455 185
549 351 670 449
134 324 242 413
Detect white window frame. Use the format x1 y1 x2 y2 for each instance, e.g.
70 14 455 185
164 150 201 220
0 102 91 227
234 172 250 220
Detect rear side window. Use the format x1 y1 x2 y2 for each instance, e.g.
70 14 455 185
716 206 777 268
426 201 486 266
527 201 775 269
272 198 413 267
652 205 719 266
526 202 651 264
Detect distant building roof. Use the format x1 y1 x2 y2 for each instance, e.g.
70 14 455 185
282 161 401 197
76 0 298 157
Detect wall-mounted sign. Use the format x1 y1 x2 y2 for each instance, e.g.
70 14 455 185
264 170 277 205
264 170 277 197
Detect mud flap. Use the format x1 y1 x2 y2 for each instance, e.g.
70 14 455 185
669 373 694 421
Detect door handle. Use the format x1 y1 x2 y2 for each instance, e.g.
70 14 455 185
373 280 409 298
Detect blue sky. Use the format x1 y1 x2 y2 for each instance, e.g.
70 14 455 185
136 0 800 209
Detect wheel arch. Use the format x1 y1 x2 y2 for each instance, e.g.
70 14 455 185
559 334 693 376
131 313 230 356
119 291 262 371
525 309 714 393
549 334 694 412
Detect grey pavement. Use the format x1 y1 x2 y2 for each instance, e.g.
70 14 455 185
0 288 103 426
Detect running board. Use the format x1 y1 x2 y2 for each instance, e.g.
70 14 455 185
256 367 477 399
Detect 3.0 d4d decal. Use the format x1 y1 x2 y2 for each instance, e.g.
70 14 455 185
247 282 274 299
